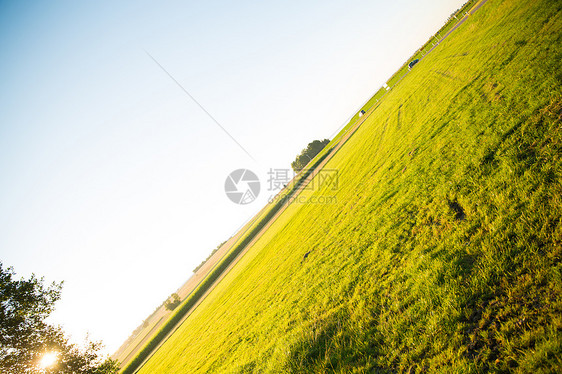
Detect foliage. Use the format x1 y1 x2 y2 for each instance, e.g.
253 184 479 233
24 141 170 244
291 139 330 172
0 263 119 374
164 293 181 311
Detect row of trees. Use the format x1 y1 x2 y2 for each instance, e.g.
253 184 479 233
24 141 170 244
291 139 330 172
0 263 118 374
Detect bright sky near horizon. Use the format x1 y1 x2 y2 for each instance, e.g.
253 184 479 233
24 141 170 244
0 0 466 355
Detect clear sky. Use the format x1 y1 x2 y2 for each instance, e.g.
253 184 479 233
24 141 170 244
0 0 466 355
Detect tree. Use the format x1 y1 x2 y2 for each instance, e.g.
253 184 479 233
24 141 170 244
164 293 181 311
291 139 330 172
0 262 119 374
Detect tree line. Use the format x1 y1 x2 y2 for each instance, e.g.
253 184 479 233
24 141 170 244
291 139 330 172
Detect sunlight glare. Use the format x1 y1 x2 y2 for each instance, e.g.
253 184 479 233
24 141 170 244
39 351 58 369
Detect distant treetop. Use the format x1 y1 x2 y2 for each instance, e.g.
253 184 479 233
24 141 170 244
291 139 330 172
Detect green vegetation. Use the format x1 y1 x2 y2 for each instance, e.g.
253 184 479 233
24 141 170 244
119 287 183 353
0 263 119 374
136 0 562 372
386 0 477 89
291 139 331 172
120 152 332 374
164 293 181 311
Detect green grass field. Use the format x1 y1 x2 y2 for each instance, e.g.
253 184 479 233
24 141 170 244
136 0 562 372
315 1 480 172
120 152 334 374
386 0 477 90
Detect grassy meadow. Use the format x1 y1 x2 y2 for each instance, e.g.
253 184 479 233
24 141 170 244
120 152 334 373
137 0 562 372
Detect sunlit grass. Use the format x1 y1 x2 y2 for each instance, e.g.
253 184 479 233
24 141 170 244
136 0 562 372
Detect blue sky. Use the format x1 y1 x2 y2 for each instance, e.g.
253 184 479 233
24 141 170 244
0 0 466 354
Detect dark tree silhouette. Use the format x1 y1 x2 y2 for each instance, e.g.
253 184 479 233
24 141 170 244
164 293 181 311
291 139 330 172
0 263 119 374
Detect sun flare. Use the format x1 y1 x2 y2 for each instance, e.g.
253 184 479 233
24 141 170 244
39 351 58 369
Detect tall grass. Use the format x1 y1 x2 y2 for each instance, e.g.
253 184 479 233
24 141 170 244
138 0 562 372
